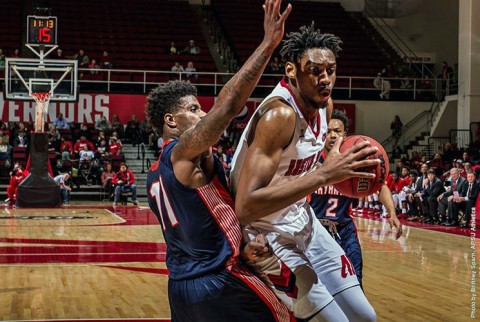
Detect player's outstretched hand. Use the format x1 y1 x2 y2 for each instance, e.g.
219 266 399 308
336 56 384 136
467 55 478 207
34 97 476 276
262 0 292 50
318 136 380 185
242 234 272 263
389 215 403 239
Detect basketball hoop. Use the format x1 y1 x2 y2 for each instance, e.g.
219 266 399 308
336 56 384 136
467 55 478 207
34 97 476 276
32 92 52 112
32 92 52 132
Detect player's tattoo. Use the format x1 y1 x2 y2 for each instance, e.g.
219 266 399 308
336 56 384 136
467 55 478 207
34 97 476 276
183 118 225 149
240 52 268 84
181 52 270 151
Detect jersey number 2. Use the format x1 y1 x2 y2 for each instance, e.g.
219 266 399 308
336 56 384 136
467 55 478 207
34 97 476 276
325 198 338 217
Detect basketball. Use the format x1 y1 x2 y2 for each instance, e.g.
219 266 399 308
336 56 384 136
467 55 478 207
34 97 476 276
332 135 389 198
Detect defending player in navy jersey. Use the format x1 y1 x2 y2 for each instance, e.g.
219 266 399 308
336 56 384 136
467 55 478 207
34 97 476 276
309 110 403 287
146 1 293 321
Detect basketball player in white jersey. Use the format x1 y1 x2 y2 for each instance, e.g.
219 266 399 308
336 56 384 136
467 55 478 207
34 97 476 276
230 24 378 321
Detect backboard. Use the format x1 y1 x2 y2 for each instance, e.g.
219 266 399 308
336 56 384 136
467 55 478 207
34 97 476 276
3 58 78 102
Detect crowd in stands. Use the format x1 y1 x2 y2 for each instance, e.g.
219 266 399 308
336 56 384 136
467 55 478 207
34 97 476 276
207 117 480 230
372 61 457 101
0 113 159 205
2 108 479 215
0 43 456 103
41 38 202 80
356 142 480 228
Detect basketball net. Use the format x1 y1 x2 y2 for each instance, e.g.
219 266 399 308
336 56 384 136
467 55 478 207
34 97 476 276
32 92 52 133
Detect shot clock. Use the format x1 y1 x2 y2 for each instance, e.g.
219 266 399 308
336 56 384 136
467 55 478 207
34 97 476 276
27 16 58 45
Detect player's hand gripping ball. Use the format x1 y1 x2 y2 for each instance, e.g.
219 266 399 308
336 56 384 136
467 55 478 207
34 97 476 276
333 135 389 198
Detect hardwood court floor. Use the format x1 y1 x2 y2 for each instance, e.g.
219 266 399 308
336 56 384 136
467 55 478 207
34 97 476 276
0 203 478 321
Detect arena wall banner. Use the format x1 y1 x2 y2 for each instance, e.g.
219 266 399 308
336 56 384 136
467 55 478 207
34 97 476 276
0 93 214 124
0 93 354 129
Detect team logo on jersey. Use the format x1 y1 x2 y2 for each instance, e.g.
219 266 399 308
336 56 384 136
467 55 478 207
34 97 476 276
340 254 356 278
268 260 299 298
284 151 321 176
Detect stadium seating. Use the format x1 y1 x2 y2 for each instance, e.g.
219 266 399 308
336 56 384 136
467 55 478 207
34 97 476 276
212 0 387 76
49 0 218 72
12 147 28 168
41 0 388 79
0 1 22 54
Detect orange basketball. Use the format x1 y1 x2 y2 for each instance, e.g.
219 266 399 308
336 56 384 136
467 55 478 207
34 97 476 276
332 135 389 198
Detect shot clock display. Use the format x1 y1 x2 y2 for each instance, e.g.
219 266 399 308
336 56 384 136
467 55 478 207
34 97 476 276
27 16 58 45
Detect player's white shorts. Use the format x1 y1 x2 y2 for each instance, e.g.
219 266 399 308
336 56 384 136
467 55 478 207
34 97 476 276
244 205 360 319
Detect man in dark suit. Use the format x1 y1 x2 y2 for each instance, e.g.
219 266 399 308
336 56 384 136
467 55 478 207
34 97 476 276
421 168 446 224
409 164 428 220
459 171 480 227
437 167 467 225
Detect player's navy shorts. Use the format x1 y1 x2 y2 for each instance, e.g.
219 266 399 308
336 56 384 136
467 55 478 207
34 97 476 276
168 266 290 322
337 221 363 280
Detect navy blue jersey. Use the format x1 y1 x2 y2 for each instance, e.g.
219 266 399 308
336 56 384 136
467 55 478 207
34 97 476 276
309 185 355 225
147 140 242 280
309 151 355 225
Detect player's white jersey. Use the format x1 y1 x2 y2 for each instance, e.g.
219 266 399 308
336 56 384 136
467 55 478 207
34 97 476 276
230 79 327 224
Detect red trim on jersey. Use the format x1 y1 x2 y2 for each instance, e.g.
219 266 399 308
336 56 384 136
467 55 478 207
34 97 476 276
321 149 327 162
279 78 321 138
227 258 295 322
197 176 242 257
161 139 173 150
267 260 299 299
150 160 159 171
211 175 236 209
150 139 174 171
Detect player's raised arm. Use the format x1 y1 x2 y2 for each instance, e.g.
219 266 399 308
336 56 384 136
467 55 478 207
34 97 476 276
173 0 291 162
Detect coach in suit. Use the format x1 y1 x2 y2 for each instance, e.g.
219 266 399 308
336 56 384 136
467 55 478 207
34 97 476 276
438 168 467 225
410 164 429 218
459 171 480 227
422 168 446 224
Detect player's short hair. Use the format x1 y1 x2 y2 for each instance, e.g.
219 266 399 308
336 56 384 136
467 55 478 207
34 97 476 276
331 109 349 132
280 22 343 64
146 80 197 136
